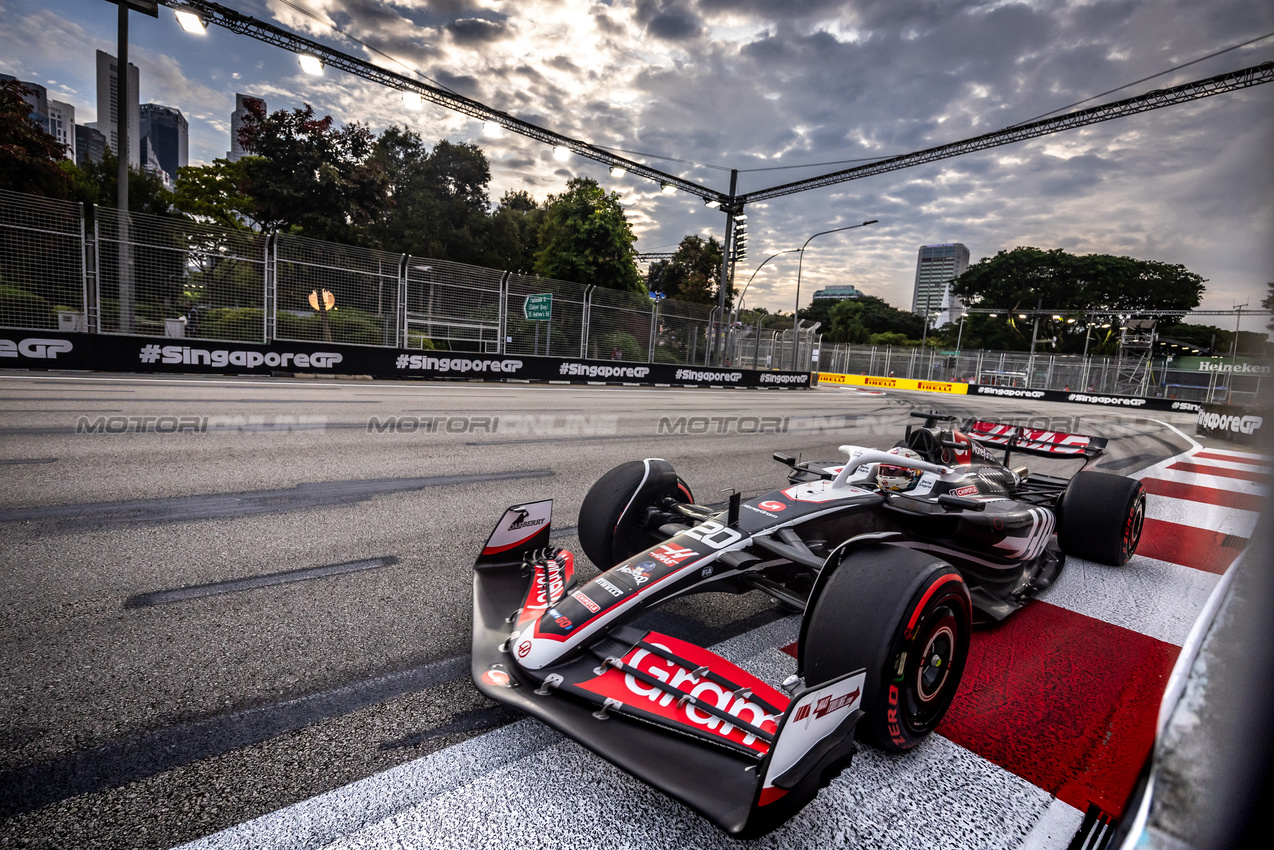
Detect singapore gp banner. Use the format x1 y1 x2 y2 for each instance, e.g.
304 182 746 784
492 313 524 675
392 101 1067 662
1195 402 1268 445
0 332 811 389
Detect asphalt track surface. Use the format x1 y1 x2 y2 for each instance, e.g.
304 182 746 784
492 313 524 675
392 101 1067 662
0 371 1259 849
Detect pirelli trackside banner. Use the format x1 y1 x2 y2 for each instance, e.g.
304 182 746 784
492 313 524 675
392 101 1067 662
0 332 811 389
818 372 968 394
819 370 1208 413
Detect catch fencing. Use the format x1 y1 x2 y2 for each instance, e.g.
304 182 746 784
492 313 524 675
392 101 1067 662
0 190 726 368
0 189 1263 401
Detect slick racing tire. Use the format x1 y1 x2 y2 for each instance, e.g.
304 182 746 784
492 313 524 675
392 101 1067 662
1057 471 1146 566
801 543 971 754
577 460 694 570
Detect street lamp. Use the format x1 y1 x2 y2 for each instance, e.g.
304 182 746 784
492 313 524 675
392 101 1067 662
791 219 878 369
734 248 802 320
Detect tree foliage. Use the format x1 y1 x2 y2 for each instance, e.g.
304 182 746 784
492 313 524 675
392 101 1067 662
821 295 925 344
1264 282 1274 333
368 129 492 263
0 80 73 199
953 247 1206 314
646 235 726 306
534 177 642 292
71 147 175 215
237 100 388 242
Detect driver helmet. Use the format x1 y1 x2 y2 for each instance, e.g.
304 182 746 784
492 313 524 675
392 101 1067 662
877 446 924 492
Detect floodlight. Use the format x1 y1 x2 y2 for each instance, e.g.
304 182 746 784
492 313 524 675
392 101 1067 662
298 54 324 75
610 165 627 177
175 9 206 34
402 92 422 110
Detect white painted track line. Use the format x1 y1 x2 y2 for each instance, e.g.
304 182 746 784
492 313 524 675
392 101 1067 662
1038 555 1221 647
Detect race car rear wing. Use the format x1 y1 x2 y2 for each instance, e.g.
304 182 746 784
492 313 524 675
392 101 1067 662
961 419 1108 463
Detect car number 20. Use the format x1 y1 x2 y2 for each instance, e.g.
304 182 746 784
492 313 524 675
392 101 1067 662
683 520 743 550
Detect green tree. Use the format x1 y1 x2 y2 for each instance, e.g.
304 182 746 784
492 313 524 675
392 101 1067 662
237 101 388 243
69 148 175 215
1263 282 1274 333
368 129 492 263
646 235 726 306
823 295 925 344
0 80 72 198
534 177 641 292
488 189 544 273
953 247 1206 314
173 158 256 229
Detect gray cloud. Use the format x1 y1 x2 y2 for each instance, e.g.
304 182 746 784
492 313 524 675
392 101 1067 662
3 0 1270 328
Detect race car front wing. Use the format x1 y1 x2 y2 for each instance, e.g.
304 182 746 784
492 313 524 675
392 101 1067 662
471 500 866 838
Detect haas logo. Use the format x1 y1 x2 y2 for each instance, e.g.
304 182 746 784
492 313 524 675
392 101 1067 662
0 338 74 359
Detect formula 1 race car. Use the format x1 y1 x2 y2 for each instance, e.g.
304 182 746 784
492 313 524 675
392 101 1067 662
470 412 1146 837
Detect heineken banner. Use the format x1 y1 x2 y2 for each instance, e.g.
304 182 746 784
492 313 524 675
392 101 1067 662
0 332 812 390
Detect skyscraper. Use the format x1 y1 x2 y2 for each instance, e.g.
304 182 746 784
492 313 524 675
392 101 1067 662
95 49 140 168
76 125 106 167
0 73 75 161
47 100 75 161
140 103 188 180
911 243 970 325
228 93 265 160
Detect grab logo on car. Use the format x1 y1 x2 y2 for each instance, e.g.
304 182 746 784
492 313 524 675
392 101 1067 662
758 500 786 512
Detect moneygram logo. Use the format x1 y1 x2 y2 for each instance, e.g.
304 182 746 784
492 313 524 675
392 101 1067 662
141 345 341 369
0 338 74 359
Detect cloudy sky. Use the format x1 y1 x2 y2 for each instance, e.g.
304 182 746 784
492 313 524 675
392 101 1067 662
3 0 1272 331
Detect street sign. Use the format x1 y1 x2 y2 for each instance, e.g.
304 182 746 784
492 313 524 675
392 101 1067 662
524 293 552 321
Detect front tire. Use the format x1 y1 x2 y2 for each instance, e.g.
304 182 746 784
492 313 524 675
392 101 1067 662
577 460 693 569
1057 471 1146 565
800 543 971 753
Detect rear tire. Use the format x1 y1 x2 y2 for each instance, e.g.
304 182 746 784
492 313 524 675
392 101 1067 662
577 461 693 569
801 543 971 753
1057 471 1146 565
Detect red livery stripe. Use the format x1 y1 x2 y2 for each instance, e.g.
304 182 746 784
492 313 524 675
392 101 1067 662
1136 518 1245 574
937 601 1178 818
1140 478 1265 512
1166 461 1267 483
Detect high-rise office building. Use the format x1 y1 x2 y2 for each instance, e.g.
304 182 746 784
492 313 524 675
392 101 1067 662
76 124 106 167
0 73 76 161
48 100 75 161
912 243 970 325
95 49 140 168
228 93 265 160
139 103 188 182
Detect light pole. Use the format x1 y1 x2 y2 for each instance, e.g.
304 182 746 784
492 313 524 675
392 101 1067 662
734 248 802 322
791 219 878 369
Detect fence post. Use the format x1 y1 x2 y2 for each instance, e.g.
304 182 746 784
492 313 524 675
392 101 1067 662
498 271 511 355
580 285 594 359
86 203 101 333
396 254 408 348
264 232 277 343
648 300 657 364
